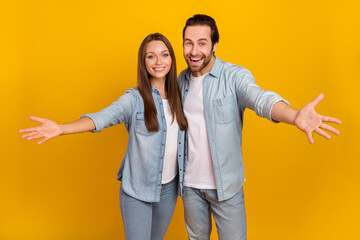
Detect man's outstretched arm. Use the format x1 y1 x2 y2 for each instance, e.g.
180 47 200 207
271 93 342 144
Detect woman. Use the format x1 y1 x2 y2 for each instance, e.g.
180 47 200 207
19 33 188 240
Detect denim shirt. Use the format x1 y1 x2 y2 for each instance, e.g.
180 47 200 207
81 87 185 202
178 57 289 201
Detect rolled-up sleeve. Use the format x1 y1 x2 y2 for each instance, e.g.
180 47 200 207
235 70 289 122
81 90 137 132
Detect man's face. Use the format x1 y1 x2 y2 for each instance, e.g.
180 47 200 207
183 25 217 77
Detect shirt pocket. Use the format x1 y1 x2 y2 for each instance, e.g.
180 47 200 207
213 96 236 124
135 112 156 136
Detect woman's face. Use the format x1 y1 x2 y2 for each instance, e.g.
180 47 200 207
145 40 172 81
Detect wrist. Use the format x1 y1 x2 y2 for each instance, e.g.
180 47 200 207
58 124 66 135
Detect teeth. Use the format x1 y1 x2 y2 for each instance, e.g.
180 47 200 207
154 67 165 70
190 57 202 62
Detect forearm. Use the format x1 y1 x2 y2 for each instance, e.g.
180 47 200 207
271 101 299 125
59 117 96 135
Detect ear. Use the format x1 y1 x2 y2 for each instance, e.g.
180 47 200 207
212 42 218 53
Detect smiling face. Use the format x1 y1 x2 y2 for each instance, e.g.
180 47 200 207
183 25 217 77
145 40 172 82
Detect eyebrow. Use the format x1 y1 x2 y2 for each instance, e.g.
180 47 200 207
184 38 209 42
146 50 169 54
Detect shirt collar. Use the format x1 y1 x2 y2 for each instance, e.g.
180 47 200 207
151 86 161 95
185 56 222 81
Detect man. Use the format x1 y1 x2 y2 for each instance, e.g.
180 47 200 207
177 14 341 240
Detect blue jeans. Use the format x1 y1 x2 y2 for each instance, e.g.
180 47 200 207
183 186 247 240
120 177 178 240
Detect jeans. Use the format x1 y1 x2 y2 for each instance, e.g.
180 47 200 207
120 177 178 240
183 186 247 240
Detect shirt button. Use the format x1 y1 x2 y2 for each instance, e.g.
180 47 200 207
162 143 164 146
179 142 181 144
162 116 165 118
163 130 166 132
179 169 182 171
179 155 181 157
159 170 162 173
158 184 161 186
159 102 162 105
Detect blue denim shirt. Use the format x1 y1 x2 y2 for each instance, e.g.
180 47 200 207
178 57 288 201
81 87 185 202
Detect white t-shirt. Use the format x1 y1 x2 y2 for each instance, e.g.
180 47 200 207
183 74 217 189
161 99 179 184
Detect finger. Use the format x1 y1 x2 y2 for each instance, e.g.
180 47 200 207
306 131 314 144
29 116 45 123
322 116 342 124
310 93 324 107
38 137 50 144
26 134 44 140
314 128 331 139
19 127 39 133
320 123 340 135
22 132 41 139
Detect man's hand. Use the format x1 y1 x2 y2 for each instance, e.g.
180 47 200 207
295 94 341 144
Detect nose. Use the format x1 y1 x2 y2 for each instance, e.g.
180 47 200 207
155 55 162 65
190 45 199 56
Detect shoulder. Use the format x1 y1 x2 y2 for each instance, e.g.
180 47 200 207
222 61 251 75
210 57 252 80
219 61 255 83
178 69 189 82
113 87 142 107
124 87 144 99
125 86 140 95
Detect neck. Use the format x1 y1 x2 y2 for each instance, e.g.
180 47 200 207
150 77 167 99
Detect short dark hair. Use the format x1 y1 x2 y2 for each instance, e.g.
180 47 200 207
183 14 219 46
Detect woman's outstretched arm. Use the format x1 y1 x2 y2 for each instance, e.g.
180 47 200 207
19 116 95 144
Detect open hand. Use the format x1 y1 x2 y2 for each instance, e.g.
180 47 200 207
19 116 64 144
294 94 342 144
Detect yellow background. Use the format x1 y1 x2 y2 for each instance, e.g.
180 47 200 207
1 0 359 239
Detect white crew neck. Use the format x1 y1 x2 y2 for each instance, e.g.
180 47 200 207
191 73 209 81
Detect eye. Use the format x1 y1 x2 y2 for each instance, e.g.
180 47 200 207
147 55 155 59
185 42 193 46
163 53 169 57
199 42 206 46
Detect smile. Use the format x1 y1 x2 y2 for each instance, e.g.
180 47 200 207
190 57 203 63
153 67 165 71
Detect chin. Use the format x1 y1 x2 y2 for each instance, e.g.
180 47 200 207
190 65 202 71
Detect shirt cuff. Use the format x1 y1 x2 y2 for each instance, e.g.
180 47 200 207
80 113 104 132
266 97 290 123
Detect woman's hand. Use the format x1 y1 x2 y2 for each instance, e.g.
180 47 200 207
19 116 64 144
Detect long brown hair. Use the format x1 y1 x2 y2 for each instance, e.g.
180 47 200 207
138 33 188 132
